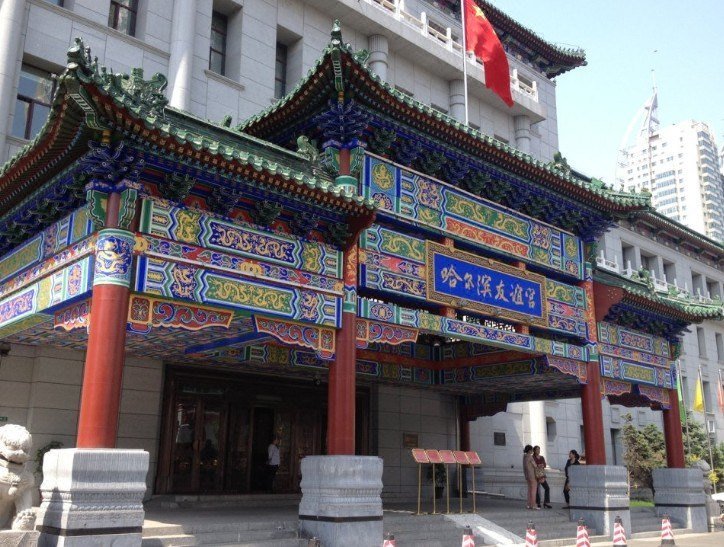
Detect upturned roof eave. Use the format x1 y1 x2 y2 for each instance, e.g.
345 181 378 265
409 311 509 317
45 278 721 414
593 269 724 323
239 39 649 217
0 41 376 222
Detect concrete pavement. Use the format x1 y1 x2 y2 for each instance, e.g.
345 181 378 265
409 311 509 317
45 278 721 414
624 531 724 546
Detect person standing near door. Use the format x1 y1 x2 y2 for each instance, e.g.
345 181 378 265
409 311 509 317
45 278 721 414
533 445 552 508
266 436 280 493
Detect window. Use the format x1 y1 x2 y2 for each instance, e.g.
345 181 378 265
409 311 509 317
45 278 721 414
697 327 707 358
274 43 288 99
109 0 138 36
209 11 228 75
493 432 506 446
12 65 55 140
716 334 724 362
703 381 712 412
546 417 557 442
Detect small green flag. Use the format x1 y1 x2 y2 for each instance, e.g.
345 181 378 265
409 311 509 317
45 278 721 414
676 369 686 422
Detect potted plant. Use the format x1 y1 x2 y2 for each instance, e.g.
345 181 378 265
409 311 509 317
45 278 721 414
426 463 447 498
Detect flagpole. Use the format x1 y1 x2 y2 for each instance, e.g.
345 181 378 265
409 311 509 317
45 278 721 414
699 365 716 491
678 363 691 455
460 0 470 126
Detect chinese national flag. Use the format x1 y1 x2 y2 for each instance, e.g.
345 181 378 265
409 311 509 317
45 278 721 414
463 0 514 107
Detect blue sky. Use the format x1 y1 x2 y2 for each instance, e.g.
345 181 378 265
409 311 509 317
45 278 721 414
486 0 724 183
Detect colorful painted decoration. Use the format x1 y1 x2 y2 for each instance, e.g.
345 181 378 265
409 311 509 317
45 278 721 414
358 297 587 361
136 257 341 327
597 321 672 389
0 208 92 286
254 316 335 359
0 258 93 332
128 295 234 334
139 197 342 278
355 319 418 349
93 229 135 287
362 155 584 278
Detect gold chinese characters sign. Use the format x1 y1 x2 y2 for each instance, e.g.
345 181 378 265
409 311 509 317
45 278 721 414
425 242 548 327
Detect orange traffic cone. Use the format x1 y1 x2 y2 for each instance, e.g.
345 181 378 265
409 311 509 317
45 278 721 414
383 531 396 546
462 525 475 546
525 521 539 547
576 518 591 547
612 515 627 546
659 514 676 546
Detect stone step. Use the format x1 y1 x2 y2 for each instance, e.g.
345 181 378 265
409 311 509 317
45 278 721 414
142 534 199 546
192 529 298 544
215 541 302 547
182 521 298 534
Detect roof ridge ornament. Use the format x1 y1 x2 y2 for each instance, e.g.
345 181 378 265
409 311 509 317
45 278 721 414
66 38 169 120
330 20 343 47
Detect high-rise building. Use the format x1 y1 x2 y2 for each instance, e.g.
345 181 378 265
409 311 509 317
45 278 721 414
619 119 724 243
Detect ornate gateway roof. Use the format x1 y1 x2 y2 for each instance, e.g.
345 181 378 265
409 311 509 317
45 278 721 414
239 23 649 242
0 39 375 255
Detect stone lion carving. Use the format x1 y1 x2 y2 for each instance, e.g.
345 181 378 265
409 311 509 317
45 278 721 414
0 424 36 530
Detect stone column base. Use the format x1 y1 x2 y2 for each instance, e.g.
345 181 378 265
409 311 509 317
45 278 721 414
0 530 39 547
298 455 383 546
652 468 707 532
36 449 149 546
568 465 630 537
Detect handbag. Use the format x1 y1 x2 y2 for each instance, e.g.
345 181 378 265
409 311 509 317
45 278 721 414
534 465 546 481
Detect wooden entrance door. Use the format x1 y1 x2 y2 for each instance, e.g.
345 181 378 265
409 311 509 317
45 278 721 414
156 368 365 495
168 395 227 493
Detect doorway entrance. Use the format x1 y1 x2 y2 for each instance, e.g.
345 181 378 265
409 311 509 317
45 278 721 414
156 367 369 495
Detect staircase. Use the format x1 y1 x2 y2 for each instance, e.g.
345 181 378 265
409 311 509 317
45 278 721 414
383 511 483 547
142 495 301 546
140 496 696 546
480 504 599 545
629 506 687 538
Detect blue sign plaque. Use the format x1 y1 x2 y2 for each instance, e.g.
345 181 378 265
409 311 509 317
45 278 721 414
426 242 547 327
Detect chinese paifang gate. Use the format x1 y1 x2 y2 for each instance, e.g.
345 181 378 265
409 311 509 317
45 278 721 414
0 23 722 503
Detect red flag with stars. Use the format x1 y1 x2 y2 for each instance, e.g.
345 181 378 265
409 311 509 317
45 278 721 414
463 0 514 107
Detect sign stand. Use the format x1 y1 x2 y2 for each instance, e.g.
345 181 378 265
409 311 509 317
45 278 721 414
425 449 443 514
466 451 483 514
439 450 457 514
453 450 471 513
411 448 429 515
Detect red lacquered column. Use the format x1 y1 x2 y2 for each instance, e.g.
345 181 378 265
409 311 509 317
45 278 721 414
76 188 134 448
327 148 357 454
580 278 606 464
662 391 685 468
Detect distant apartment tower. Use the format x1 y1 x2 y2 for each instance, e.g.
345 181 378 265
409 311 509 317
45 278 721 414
619 120 724 242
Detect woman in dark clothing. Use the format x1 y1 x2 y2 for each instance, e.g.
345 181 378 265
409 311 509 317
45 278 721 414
533 445 552 508
563 449 580 508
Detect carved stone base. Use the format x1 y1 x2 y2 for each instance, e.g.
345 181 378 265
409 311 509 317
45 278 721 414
298 456 383 546
36 449 149 546
652 468 708 533
0 530 39 547
568 465 630 537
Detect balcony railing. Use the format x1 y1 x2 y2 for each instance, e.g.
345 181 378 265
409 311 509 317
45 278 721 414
596 251 705 300
367 0 538 102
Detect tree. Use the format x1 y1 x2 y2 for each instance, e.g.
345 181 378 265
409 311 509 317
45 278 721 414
682 412 724 487
621 413 665 494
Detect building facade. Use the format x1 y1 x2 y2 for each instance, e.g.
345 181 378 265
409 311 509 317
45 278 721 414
618 119 724 244
0 0 722 517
